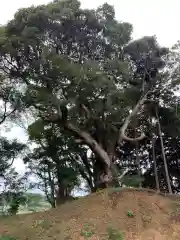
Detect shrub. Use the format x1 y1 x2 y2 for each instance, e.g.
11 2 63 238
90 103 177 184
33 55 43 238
107 227 124 240
0 236 17 240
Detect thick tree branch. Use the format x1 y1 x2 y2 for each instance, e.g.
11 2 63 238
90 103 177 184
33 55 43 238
81 104 91 119
65 122 111 168
39 97 112 171
118 92 150 144
122 133 145 142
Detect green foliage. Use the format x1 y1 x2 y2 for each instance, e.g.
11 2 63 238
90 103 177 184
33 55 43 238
19 192 51 213
8 194 26 215
0 138 26 176
80 223 95 238
107 187 123 195
28 119 45 140
0 0 180 196
122 175 144 188
107 227 124 240
25 124 81 206
0 169 30 215
0 26 6 43
127 211 135 218
24 193 46 208
0 0 134 194
0 0 134 119
0 236 17 240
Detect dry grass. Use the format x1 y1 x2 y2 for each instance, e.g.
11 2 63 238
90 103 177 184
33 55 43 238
0 188 180 239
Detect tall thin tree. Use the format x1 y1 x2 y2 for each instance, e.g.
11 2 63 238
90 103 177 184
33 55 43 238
152 135 160 192
155 108 172 194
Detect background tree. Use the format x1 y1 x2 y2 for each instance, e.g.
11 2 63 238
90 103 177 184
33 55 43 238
24 123 81 206
22 192 51 212
0 138 26 176
0 169 30 215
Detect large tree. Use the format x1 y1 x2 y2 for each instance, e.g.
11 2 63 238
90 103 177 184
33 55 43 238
0 168 30 215
0 0 175 190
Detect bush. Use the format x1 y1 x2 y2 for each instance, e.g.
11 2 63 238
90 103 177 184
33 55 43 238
127 210 135 218
0 236 17 240
107 227 124 240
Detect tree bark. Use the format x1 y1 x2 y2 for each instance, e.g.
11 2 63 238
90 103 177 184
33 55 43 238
156 111 172 194
56 187 67 206
65 123 113 186
93 158 108 190
48 93 153 189
55 162 67 206
79 152 95 191
135 143 142 188
118 92 150 144
66 123 111 167
47 166 56 208
152 136 160 192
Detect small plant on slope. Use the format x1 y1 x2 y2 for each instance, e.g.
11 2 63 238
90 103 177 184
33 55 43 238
0 236 17 240
107 227 124 240
80 223 95 238
127 210 135 218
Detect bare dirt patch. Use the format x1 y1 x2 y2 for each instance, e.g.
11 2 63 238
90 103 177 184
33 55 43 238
0 188 179 239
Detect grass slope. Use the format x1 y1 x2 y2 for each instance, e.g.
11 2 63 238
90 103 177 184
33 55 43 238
0 188 180 240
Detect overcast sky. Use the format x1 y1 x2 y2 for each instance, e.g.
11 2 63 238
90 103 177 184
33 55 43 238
1 0 180 172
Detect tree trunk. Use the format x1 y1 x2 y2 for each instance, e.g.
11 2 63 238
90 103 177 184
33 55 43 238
58 92 152 190
56 186 67 206
79 152 95 192
55 162 72 206
66 123 111 168
51 200 56 208
79 167 95 192
135 143 142 188
156 112 172 194
152 136 160 192
47 166 56 208
60 94 150 189
93 158 108 190
48 90 153 192
43 172 56 208
66 123 114 186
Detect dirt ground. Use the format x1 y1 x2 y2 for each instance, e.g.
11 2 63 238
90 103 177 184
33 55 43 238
1 188 180 239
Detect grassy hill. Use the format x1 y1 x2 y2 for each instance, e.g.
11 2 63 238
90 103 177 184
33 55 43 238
0 188 180 239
